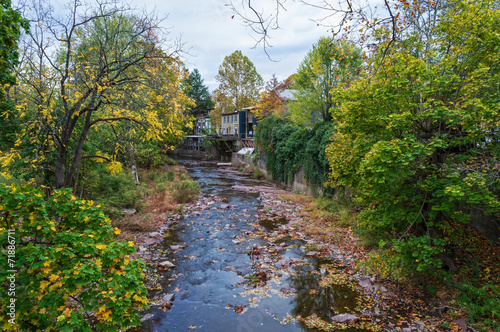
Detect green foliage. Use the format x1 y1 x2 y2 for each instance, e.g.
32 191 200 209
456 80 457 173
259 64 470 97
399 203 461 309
84 168 143 218
133 140 177 168
0 0 28 148
326 0 500 282
288 37 362 127
183 68 214 116
0 184 148 331
458 283 500 330
255 115 334 194
213 50 263 111
172 180 200 204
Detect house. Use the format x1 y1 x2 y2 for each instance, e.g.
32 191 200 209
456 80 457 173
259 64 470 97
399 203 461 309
220 107 257 139
194 113 212 135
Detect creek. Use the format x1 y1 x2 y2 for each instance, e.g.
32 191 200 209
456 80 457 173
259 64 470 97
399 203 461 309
135 162 365 332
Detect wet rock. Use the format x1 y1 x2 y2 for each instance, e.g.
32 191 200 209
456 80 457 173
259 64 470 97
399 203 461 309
331 313 359 323
140 313 153 322
162 293 175 302
143 238 157 245
159 261 175 268
359 278 373 290
280 287 297 294
170 245 185 250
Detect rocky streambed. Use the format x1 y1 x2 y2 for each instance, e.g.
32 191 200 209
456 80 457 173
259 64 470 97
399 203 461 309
129 162 449 332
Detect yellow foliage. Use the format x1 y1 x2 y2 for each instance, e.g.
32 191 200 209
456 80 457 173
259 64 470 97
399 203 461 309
106 161 123 174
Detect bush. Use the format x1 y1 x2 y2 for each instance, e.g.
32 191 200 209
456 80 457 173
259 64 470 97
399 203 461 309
0 184 148 331
172 180 200 204
84 169 143 218
459 283 500 331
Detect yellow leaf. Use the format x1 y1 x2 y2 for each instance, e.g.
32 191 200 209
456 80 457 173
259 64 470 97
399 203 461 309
96 244 107 250
40 280 50 291
114 227 121 235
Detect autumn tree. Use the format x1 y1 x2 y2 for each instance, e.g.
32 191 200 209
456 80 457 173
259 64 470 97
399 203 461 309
327 0 500 280
183 68 214 116
0 0 27 177
254 74 291 120
213 50 263 112
7 0 190 189
288 37 362 127
0 185 148 331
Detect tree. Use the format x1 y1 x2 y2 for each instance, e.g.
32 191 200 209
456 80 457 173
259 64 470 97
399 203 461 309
288 37 362 127
7 0 191 189
326 0 500 280
254 74 291 120
0 184 148 331
0 0 27 178
213 50 263 112
183 68 214 116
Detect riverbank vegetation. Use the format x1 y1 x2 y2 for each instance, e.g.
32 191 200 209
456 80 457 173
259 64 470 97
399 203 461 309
253 0 500 329
0 0 201 329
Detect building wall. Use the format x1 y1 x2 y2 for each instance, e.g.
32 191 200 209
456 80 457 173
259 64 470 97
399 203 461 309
221 111 239 135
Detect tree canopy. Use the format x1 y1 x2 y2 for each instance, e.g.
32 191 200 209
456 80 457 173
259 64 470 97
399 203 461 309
4 1 192 189
254 74 291 120
327 0 500 279
213 50 263 112
183 68 214 116
0 0 27 157
288 37 362 127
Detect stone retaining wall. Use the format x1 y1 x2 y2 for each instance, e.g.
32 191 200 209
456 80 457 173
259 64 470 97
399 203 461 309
231 152 317 195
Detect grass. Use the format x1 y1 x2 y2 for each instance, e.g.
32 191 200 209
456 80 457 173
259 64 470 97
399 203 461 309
110 165 200 239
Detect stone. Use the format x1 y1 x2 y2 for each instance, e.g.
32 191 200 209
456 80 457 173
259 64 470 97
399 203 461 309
453 318 466 330
331 313 358 323
122 208 136 215
143 238 156 245
170 245 185 250
358 278 374 290
306 251 318 256
159 261 175 268
162 293 175 302
140 314 153 322
220 204 230 209
280 287 297 294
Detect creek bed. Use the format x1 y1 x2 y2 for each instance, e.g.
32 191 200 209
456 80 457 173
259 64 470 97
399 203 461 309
134 162 367 332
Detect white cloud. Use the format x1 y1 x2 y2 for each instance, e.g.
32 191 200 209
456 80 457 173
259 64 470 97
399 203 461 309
144 0 333 91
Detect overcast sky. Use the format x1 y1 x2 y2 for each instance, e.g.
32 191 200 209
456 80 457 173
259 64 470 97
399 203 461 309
142 1 334 92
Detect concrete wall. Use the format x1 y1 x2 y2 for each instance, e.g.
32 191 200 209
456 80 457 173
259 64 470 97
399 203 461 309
232 152 317 195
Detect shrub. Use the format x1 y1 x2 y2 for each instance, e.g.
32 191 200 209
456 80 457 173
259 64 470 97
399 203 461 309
458 283 500 331
172 180 199 204
0 184 148 331
84 169 143 218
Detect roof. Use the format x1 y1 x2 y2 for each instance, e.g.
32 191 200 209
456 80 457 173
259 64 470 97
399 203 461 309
237 147 255 155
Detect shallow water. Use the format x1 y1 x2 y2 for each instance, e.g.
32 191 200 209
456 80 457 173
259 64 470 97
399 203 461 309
135 163 362 332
